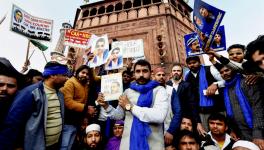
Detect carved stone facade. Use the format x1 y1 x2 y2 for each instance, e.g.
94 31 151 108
73 0 195 72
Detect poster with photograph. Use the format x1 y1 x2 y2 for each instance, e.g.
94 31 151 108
10 4 53 41
88 34 109 67
211 25 226 51
64 29 92 49
105 46 123 70
193 0 225 49
101 73 123 101
184 32 203 56
112 39 144 58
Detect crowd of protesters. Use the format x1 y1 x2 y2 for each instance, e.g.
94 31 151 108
0 34 263 150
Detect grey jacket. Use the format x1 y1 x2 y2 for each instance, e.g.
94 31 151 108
0 82 65 150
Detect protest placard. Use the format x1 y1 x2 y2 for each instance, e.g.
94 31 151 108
211 25 226 51
10 4 53 41
64 29 92 49
101 73 123 101
105 46 123 70
193 0 225 49
184 32 203 56
88 34 109 67
112 39 144 58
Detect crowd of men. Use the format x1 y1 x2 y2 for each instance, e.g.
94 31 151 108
0 35 263 150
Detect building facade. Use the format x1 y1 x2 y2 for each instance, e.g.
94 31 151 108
72 0 195 71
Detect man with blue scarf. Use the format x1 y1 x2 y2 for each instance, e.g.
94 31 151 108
219 65 264 149
0 61 70 150
185 56 225 136
97 59 169 150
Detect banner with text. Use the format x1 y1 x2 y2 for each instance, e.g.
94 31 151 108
64 29 92 49
10 4 53 41
112 39 144 58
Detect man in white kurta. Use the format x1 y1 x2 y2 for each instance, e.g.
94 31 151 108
97 60 168 150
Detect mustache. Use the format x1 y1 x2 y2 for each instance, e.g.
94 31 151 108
138 76 146 80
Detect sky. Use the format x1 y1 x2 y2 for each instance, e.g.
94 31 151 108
1 0 264 72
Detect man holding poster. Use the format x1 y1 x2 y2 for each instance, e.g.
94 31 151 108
97 60 168 150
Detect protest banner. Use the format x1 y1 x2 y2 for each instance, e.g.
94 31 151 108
184 32 203 57
64 29 92 49
193 0 225 49
88 34 109 67
105 46 123 70
10 4 53 41
101 73 123 101
211 25 226 51
112 39 144 58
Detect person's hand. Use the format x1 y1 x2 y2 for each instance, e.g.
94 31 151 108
253 139 264 150
205 49 216 55
164 132 174 145
87 52 95 61
208 53 216 64
126 58 133 69
245 74 260 85
229 131 240 141
96 93 109 109
206 83 218 96
87 106 97 118
21 60 30 73
197 123 207 137
118 95 130 109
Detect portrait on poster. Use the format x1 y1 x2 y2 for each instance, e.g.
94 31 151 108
184 32 203 56
101 73 123 101
211 25 226 51
105 46 123 70
193 0 225 49
88 34 109 68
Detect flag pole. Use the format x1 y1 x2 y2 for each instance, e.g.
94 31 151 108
41 51 48 63
25 39 30 64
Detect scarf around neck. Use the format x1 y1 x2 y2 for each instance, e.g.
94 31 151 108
186 65 214 107
129 80 160 150
224 74 253 128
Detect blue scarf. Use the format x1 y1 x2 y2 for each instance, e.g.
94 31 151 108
129 80 160 150
224 74 253 128
186 65 214 107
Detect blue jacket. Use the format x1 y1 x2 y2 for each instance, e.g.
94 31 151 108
0 82 65 150
167 87 182 135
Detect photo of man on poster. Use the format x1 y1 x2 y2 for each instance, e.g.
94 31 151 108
14 9 23 23
184 33 203 56
211 26 226 51
89 35 109 67
105 47 123 70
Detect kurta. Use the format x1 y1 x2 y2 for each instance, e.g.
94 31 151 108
105 86 169 150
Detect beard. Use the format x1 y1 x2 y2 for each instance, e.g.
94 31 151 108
0 93 14 102
77 76 89 84
173 74 182 81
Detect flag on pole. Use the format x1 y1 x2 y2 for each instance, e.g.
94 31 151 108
30 40 48 51
0 14 7 25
